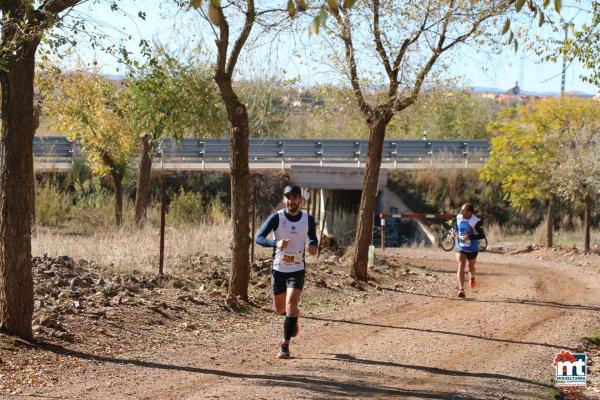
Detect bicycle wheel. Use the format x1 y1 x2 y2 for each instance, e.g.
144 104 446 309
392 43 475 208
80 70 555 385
479 237 488 252
440 232 455 251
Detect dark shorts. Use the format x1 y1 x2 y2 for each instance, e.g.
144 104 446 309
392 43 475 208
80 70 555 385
457 250 478 260
271 269 305 295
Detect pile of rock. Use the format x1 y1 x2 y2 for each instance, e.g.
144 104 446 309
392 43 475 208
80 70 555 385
32 255 168 339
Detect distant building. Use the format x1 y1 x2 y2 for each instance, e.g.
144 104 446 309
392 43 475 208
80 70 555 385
504 81 521 96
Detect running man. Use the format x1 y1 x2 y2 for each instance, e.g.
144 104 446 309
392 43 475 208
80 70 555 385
455 203 485 298
256 184 318 359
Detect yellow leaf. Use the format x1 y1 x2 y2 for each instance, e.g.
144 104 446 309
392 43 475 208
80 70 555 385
501 19 510 35
515 0 526 12
208 2 222 26
309 16 320 36
190 0 202 9
343 0 356 8
296 0 308 12
288 0 296 18
554 0 561 12
327 0 339 15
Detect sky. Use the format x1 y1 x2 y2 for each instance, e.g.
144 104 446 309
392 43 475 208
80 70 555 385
56 1 599 96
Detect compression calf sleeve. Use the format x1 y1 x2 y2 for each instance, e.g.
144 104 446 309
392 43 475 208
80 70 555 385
283 315 298 341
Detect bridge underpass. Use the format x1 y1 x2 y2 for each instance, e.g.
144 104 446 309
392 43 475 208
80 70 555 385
33 136 462 246
288 165 436 246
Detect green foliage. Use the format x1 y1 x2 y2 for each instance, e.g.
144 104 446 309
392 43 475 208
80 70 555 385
69 155 93 196
560 3 600 86
283 86 498 139
519 2 598 85
583 330 600 345
35 182 73 227
390 90 499 139
206 197 228 224
502 0 562 52
69 189 123 233
127 45 227 141
168 188 204 225
482 97 600 211
237 78 291 138
544 97 600 203
39 64 137 179
388 169 544 230
480 102 558 210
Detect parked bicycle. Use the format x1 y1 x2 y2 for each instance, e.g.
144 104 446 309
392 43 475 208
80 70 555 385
440 221 487 252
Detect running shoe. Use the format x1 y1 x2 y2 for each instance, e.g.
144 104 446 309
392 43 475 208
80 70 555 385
457 289 466 298
277 343 290 359
469 276 476 289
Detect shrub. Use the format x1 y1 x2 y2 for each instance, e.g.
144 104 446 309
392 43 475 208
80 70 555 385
168 188 204 225
69 189 117 233
35 182 73 227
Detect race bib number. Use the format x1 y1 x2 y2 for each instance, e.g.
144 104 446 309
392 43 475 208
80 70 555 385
458 235 471 247
281 251 302 265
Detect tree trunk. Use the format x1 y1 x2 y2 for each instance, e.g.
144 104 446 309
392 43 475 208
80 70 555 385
215 76 251 302
0 35 39 339
134 134 152 227
584 190 592 254
113 172 124 226
546 195 556 248
31 103 41 237
351 112 392 281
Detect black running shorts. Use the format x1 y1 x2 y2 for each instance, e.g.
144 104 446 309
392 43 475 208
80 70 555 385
271 269 305 295
458 250 478 260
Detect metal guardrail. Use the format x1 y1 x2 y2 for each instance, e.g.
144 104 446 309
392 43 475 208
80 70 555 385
33 136 490 166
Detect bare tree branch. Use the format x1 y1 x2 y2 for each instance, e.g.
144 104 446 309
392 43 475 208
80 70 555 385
334 7 372 118
393 1 454 111
226 0 255 77
215 6 230 78
39 0 84 15
372 0 393 82
389 1 431 97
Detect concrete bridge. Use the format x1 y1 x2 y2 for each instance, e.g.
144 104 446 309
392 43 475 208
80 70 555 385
288 165 439 247
35 135 479 246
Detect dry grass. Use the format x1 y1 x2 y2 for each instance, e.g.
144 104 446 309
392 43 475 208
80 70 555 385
32 222 273 274
484 221 600 248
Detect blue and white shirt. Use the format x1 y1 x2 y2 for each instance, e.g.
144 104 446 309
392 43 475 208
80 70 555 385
455 214 485 253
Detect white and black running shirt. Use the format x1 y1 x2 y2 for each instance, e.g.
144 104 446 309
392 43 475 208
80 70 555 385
256 210 318 273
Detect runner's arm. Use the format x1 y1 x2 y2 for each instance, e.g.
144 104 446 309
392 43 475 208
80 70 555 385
471 220 485 240
307 215 318 247
256 213 279 248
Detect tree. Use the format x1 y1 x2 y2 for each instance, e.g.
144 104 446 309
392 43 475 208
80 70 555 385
480 103 560 247
40 67 137 226
389 89 501 139
563 3 600 86
529 2 600 87
308 0 513 280
189 0 257 303
0 0 86 340
544 97 600 253
236 77 291 138
127 46 226 226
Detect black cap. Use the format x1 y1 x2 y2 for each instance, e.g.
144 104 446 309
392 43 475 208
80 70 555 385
283 185 301 197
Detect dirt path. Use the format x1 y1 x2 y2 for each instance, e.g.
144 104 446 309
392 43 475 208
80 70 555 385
22 250 600 400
